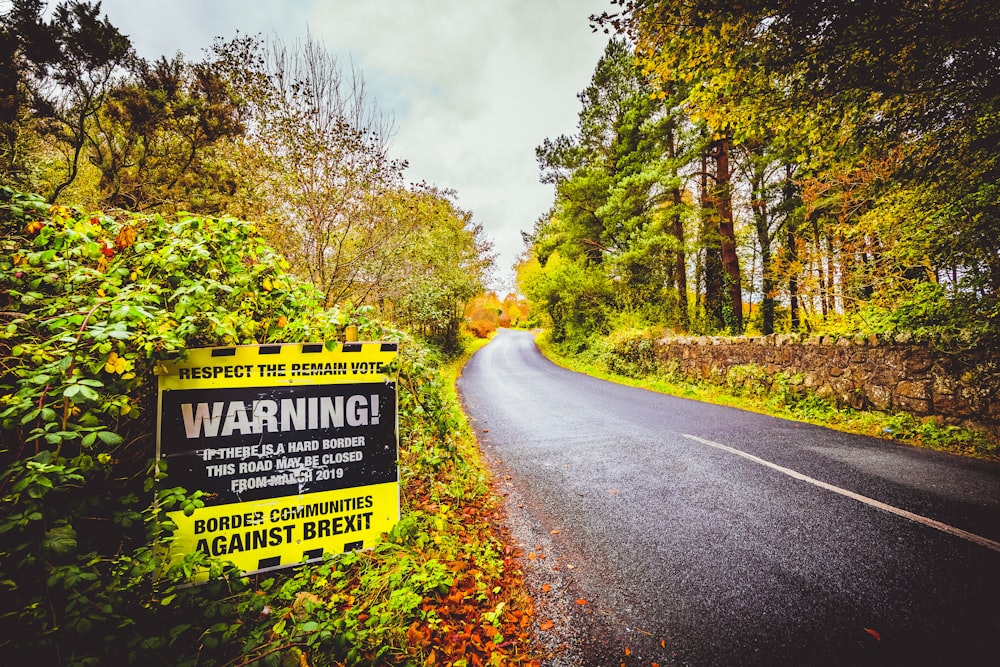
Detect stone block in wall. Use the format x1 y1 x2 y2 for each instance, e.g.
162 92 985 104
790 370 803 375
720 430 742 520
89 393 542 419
935 393 973 417
896 380 931 414
868 385 892 411
905 351 934 375
896 395 931 415
896 380 930 401
931 374 973 417
829 378 859 409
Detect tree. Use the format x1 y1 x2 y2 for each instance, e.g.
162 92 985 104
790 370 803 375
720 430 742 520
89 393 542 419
532 38 696 333
388 186 494 352
215 33 409 307
1 0 132 200
90 54 244 211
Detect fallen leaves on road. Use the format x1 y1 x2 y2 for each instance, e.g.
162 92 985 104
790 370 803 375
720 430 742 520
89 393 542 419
576 598 588 605
539 620 555 631
864 627 882 642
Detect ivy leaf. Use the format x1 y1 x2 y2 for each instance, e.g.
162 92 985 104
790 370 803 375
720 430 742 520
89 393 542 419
42 525 78 557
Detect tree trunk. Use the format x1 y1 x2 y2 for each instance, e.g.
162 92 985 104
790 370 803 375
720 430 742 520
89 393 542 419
667 129 688 327
700 153 724 330
812 217 829 319
783 166 800 332
751 193 774 335
712 136 742 332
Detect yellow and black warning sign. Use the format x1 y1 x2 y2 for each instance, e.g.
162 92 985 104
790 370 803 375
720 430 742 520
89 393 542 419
156 341 399 575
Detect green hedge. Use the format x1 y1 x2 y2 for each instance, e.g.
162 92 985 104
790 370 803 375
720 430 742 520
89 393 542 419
0 188 474 665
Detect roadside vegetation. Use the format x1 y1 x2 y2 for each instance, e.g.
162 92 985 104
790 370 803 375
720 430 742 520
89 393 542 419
0 190 540 666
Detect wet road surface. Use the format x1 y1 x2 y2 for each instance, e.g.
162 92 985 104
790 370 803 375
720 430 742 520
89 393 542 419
456 329 1000 666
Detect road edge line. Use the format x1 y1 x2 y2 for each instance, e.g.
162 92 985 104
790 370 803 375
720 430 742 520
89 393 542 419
682 433 1000 554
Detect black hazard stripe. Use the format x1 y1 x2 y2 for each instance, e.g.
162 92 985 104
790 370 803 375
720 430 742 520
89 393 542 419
257 556 281 570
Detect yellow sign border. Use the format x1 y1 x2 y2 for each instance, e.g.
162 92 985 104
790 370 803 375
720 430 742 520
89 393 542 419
156 341 400 576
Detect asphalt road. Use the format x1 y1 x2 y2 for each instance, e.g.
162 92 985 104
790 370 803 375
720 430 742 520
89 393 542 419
456 329 1000 666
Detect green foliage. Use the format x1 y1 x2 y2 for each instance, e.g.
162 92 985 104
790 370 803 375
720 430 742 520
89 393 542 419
881 413 997 459
600 327 662 378
0 187 530 665
517 252 612 351
390 187 494 354
0 187 340 665
527 39 696 342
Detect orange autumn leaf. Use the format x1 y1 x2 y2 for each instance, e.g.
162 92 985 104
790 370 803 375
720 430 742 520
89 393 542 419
864 627 881 642
539 620 554 631
624 647 631 656
541 584 552 593
115 223 136 250
575 598 588 605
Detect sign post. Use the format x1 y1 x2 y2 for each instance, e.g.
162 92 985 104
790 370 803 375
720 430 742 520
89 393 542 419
156 341 399 575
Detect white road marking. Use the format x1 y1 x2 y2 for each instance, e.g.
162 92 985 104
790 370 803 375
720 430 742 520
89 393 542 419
682 434 1000 554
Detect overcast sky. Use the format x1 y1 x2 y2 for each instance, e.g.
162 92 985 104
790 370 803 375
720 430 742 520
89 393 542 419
92 0 612 293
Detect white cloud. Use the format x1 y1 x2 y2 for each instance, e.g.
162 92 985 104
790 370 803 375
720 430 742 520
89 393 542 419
95 0 611 292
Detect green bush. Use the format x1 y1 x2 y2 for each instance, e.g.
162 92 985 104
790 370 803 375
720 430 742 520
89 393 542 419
1 188 533 666
0 189 390 664
601 327 662 378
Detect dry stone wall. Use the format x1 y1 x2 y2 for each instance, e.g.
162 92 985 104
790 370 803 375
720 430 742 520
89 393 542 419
654 334 1000 436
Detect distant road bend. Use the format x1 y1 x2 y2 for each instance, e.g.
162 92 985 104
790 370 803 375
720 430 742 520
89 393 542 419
457 329 1000 666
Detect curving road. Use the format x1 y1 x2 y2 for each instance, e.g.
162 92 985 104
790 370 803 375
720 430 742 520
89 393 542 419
456 329 1000 666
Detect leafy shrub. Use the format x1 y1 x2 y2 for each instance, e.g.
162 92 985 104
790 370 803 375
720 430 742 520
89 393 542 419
0 188 537 666
1 189 319 665
601 327 662 378
881 412 997 458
